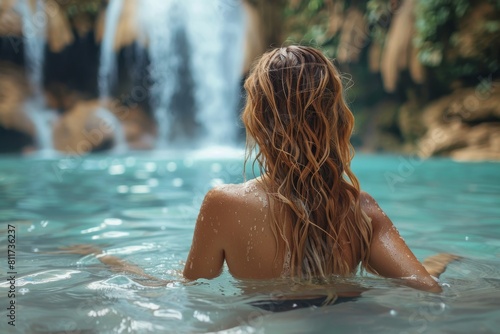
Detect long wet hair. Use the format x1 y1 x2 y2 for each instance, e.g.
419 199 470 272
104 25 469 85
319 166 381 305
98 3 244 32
242 46 373 280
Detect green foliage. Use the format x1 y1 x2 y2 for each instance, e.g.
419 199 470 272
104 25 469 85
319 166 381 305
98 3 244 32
414 0 469 66
283 0 499 150
284 0 346 58
55 0 102 17
414 0 500 82
366 0 391 43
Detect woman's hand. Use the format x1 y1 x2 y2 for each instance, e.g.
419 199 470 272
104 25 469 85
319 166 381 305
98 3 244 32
422 253 461 278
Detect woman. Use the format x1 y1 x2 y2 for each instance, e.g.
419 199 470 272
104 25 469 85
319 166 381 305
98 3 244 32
182 46 454 292
63 46 456 296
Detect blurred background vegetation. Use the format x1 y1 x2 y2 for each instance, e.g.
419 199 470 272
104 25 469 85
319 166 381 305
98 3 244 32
0 0 499 160
278 0 500 158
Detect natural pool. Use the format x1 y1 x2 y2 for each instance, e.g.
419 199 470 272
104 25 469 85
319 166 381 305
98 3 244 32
0 150 499 333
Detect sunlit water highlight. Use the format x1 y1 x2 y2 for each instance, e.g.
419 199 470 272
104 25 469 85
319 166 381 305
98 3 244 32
0 152 499 333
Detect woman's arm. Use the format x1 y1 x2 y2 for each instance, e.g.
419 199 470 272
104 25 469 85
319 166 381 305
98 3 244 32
361 192 445 293
57 244 171 286
59 189 227 284
183 188 225 280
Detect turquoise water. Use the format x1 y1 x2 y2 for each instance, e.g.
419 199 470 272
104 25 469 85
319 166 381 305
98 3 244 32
0 151 499 333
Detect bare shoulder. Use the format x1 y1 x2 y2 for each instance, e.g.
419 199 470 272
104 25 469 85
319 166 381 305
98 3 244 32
359 191 377 209
359 191 385 226
203 181 254 204
200 179 266 216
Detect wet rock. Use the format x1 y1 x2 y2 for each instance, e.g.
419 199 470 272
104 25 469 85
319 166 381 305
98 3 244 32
52 100 118 154
419 86 500 160
45 83 81 112
450 123 500 161
0 63 35 152
52 99 156 153
114 104 156 150
242 0 286 75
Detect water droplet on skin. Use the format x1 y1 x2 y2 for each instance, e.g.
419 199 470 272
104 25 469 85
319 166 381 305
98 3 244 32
200 215 204 221
190 262 193 269
213 229 218 234
261 227 264 232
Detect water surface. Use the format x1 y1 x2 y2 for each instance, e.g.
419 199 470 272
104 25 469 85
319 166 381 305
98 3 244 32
0 151 499 333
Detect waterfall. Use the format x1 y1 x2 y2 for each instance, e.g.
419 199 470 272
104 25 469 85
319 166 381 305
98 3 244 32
18 0 56 153
10 0 245 153
185 0 245 146
19 0 45 97
97 0 128 151
140 0 245 148
141 0 181 149
98 0 124 101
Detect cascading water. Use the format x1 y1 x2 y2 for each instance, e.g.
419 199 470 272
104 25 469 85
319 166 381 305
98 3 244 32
97 0 128 151
98 0 124 101
12 0 244 153
185 0 245 146
18 0 56 153
140 0 245 148
140 0 181 149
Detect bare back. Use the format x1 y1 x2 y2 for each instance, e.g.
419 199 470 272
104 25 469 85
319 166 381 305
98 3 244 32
183 178 361 280
183 178 442 292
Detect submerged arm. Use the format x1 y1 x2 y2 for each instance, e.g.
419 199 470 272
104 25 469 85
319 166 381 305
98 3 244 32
421 253 461 278
361 192 445 293
59 189 227 284
58 245 171 286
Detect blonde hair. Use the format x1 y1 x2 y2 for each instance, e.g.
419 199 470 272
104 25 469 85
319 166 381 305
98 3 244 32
242 46 372 280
